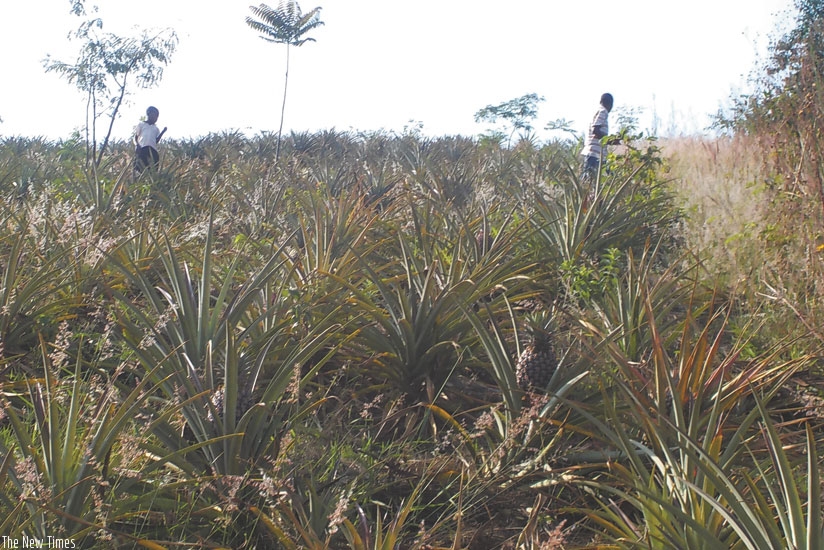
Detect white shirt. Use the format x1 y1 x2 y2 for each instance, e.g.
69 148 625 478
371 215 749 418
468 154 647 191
581 106 609 159
135 121 161 149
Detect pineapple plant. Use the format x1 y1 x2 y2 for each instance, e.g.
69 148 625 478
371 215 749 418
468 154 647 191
515 309 558 392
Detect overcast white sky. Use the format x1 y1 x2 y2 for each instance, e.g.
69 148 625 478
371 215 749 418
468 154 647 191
0 0 794 141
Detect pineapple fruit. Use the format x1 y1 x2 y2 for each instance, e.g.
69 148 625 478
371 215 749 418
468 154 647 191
207 383 255 423
516 310 557 392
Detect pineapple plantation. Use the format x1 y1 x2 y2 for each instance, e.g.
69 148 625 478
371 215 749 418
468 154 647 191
0 128 822 549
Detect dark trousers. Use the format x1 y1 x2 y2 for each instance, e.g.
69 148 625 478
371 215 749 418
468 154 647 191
134 145 159 174
580 154 601 182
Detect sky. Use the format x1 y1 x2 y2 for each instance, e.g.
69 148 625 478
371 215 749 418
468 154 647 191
0 0 796 142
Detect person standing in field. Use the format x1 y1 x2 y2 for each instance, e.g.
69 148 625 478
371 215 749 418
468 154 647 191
134 106 167 176
580 93 613 181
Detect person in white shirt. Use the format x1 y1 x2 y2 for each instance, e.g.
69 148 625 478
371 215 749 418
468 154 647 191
580 93 613 181
134 106 167 175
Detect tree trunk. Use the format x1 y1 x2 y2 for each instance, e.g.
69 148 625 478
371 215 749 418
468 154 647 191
276 44 290 163
84 89 93 168
96 72 130 168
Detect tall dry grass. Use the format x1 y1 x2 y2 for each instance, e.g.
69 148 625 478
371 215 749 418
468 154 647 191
663 135 768 287
663 133 824 355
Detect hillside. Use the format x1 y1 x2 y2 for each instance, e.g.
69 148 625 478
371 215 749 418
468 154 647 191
0 129 821 548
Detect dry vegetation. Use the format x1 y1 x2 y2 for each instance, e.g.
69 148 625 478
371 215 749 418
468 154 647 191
663 135 767 279
0 126 820 549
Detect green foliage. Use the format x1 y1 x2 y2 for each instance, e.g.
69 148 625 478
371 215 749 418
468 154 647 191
577 286 817 549
247 1 324 47
0 215 73 358
109 217 344 477
474 92 545 145
0 128 817 548
525 140 676 277
2 336 164 539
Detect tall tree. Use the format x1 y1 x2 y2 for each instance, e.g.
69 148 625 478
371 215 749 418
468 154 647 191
246 2 324 162
44 3 177 168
